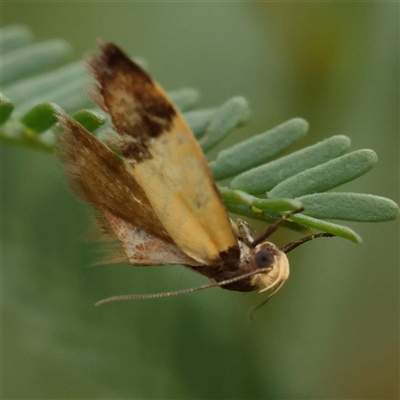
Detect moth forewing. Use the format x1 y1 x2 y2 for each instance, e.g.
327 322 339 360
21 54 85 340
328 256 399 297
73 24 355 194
89 42 239 268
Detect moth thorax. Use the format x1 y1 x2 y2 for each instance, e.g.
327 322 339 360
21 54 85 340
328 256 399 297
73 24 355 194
250 242 290 294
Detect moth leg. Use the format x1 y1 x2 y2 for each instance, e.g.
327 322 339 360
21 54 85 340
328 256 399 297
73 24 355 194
236 219 257 246
251 208 304 247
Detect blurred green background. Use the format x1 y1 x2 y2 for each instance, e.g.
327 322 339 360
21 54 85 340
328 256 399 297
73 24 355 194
2 3 399 399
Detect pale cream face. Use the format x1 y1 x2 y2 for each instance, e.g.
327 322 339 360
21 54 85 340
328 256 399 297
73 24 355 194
249 242 290 295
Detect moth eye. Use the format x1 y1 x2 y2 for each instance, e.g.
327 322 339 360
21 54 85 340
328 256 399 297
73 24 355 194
255 249 274 269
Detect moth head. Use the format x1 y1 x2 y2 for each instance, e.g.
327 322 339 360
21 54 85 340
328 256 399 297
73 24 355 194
250 242 290 296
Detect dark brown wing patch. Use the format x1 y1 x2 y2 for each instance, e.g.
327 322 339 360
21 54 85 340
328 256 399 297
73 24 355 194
88 42 176 163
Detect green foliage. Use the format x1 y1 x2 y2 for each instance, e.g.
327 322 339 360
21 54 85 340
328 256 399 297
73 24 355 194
1 25 399 243
199 96 250 152
209 118 309 180
184 108 217 138
71 109 107 133
297 193 400 222
230 135 351 194
20 102 61 133
0 93 14 124
288 214 362 243
167 88 200 111
268 149 378 198
1 24 33 54
1 39 73 85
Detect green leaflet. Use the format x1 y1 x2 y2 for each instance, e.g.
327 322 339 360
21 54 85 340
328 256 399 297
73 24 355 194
72 110 107 133
210 118 309 181
269 149 378 198
0 93 14 125
36 110 107 150
225 203 310 233
168 88 200 111
2 62 85 106
184 108 217 138
20 102 62 134
231 135 351 194
1 107 106 152
1 40 73 85
199 97 250 153
1 25 33 55
298 192 400 222
14 77 90 116
219 187 302 212
288 213 362 243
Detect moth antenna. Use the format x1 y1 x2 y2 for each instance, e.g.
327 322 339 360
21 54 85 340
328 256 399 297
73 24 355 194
248 296 273 320
95 268 269 306
251 207 305 248
281 232 335 253
248 276 288 319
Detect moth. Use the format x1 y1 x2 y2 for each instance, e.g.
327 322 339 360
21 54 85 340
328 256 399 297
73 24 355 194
56 42 332 306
